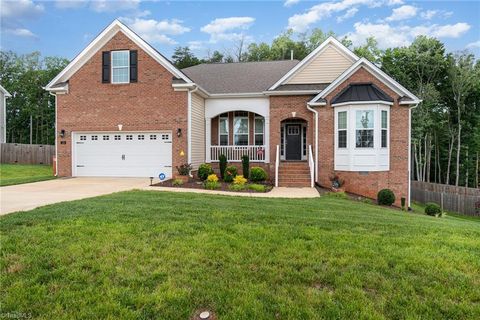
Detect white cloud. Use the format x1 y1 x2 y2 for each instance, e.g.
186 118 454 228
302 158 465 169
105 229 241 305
387 0 403 5
5 28 36 38
188 41 204 51
287 0 380 33
284 0 300 7
1 0 44 18
346 21 471 49
386 5 418 21
201 17 255 43
466 40 480 49
420 10 437 20
336 7 359 22
121 17 190 45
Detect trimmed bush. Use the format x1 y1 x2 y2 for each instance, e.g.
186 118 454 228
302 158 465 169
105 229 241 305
219 154 227 180
425 202 442 216
242 155 249 179
248 183 266 192
204 181 220 190
224 165 238 183
250 167 267 182
377 189 395 206
176 163 192 176
198 163 214 181
229 184 246 192
206 174 219 183
233 175 247 185
172 179 184 187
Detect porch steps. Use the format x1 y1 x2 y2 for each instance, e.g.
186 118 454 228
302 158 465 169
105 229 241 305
278 161 312 187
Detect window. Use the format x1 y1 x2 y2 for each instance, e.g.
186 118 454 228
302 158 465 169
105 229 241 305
111 51 129 84
126 135 133 140
150 134 157 140
381 110 388 148
280 126 285 156
254 116 264 146
218 113 228 146
91 135 98 141
287 126 300 135
161 134 170 140
355 110 374 148
103 135 109 140
303 126 307 156
338 111 347 148
80 135 86 141
138 134 144 140
114 135 121 140
234 112 248 146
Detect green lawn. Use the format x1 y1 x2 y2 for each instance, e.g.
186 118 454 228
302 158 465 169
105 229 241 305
0 164 55 186
1 192 479 319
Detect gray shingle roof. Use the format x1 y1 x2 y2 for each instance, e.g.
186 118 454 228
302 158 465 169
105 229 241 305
181 60 299 94
331 83 393 104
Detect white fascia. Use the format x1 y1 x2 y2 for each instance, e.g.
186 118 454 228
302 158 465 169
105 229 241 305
332 100 393 107
263 90 321 96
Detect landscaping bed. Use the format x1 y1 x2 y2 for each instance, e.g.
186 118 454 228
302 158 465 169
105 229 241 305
153 179 273 193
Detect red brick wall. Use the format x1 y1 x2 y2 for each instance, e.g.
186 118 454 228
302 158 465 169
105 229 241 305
56 31 188 176
318 67 410 206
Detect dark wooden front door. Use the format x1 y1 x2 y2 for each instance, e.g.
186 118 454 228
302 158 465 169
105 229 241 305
285 124 302 160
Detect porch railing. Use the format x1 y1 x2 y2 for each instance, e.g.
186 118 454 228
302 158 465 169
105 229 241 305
210 145 266 162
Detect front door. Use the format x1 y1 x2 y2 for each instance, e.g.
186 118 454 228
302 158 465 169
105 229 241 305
285 124 302 160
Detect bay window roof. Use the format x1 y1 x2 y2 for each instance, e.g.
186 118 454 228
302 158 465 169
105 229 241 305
331 83 393 105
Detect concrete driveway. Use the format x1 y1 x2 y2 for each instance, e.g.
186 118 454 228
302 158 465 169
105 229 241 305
0 177 150 215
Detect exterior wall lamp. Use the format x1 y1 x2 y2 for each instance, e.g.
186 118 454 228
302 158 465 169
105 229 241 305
176 128 182 137
59 129 66 138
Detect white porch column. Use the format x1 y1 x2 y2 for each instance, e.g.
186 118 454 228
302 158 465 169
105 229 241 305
264 116 270 163
205 117 211 162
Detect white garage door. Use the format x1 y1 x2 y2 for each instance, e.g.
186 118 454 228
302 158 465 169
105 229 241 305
73 132 172 178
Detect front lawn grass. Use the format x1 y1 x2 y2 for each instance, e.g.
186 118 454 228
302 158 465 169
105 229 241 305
1 191 479 319
0 164 55 187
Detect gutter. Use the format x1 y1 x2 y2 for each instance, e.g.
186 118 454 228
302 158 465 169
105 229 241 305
306 103 319 183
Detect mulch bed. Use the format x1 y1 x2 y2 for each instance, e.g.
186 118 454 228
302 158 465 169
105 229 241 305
152 179 273 193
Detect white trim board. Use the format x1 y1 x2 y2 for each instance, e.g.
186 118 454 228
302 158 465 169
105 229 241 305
268 37 359 91
46 19 191 91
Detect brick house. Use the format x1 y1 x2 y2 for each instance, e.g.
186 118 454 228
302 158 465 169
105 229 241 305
45 20 420 206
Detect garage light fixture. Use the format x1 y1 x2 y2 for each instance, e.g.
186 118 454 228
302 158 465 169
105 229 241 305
118 124 123 131
59 129 65 138
176 128 182 137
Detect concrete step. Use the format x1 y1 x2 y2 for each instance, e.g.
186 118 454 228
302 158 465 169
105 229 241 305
278 181 312 187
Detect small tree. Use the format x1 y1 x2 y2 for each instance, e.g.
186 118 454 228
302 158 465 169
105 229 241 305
241 155 249 179
219 154 227 180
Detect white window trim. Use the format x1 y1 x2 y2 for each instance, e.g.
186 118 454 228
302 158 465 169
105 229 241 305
218 114 229 145
381 110 389 149
111 50 130 84
233 113 249 146
254 116 265 146
337 111 348 149
334 104 390 171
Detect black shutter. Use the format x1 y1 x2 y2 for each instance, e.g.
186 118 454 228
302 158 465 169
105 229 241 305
130 50 138 83
102 51 110 83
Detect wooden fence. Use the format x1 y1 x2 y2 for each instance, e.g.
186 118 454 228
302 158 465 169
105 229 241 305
0 143 55 165
411 181 480 216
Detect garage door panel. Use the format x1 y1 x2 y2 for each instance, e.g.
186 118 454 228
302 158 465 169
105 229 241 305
74 132 173 178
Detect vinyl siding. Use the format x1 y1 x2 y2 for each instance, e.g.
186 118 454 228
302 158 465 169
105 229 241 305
0 93 6 143
287 45 354 84
191 92 205 169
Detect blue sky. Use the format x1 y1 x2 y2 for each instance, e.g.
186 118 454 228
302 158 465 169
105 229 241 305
1 0 479 60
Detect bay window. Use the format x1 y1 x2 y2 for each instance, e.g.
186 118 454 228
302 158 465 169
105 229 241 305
234 111 249 145
381 110 388 148
111 50 129 84
337 111 347 148
355 110 374 148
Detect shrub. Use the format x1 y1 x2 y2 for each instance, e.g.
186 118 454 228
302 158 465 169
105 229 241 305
425 202 442 216
198 163 214 181
250 167 267 182
172 179 184 187
219 154 227 180
241 155 249 179
377 189 395 206
224 165 238 183
204 181 220 190
248 183 266 192
233 175 247 185
176 163 192 176
206 174 219 183
229 184 246 191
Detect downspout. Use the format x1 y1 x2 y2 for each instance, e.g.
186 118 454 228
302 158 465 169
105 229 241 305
307 103 319 183
187 85 199 178
49 92 58 177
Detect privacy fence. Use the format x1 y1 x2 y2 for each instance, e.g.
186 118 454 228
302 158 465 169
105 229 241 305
0 143 55 165
411 181 480 216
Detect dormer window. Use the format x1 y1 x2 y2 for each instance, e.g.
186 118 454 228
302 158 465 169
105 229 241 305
111 50 130 84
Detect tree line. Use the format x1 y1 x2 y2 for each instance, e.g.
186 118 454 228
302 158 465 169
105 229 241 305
1 28 478 187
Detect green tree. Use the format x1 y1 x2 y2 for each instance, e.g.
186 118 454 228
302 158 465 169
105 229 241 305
353 37 383 64
171 47 201 69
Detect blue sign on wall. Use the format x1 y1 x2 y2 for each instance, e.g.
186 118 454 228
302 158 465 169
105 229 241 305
159 173 166 181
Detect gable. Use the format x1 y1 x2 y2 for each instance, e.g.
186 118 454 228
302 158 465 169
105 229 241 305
286 45 355 84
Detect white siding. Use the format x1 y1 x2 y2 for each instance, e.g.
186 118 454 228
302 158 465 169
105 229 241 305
287 45 354 84
0 92 6 143
191 92 205 168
